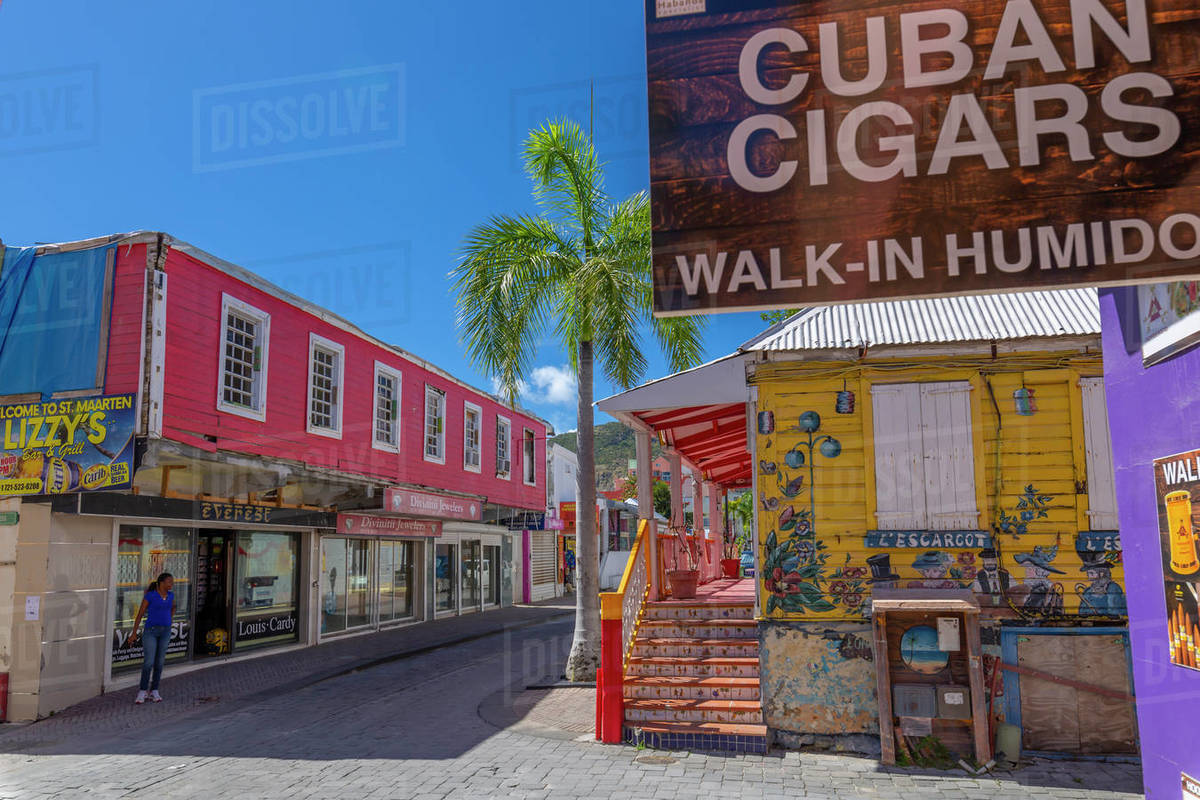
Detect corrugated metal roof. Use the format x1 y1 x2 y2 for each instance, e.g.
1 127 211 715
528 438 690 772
740 288 1101 352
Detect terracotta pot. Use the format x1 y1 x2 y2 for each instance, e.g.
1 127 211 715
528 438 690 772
720 558 741 579
666 569 700 599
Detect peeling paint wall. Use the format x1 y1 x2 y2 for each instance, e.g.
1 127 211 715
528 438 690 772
760 621 878 736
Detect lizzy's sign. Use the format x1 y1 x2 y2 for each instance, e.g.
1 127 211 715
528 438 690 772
645 0 1200 315
337 513 442 537
383 487 481 521
0 393 135 495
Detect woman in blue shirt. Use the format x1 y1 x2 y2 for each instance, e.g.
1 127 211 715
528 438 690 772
129 572 174 704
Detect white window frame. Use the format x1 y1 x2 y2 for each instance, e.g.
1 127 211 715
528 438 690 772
372 361 402 453
463 402 482 473
1080 377 1119 530
523 427 537 486
216 294 270 422
871 381 978 531
496 415 512 479
423 385 446 464
306 333 345 439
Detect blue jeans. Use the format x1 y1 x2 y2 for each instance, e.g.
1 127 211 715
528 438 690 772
139 625 171 691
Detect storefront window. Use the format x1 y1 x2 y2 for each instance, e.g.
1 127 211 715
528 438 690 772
482 545 500 606
234 531 299 650
462 540 481 610
378 540 415 623
321 537 374 634
436 543 457 612
112 526 193 670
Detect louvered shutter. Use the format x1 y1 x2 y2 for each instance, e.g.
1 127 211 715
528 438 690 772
531 532 557 586
872 384 927 529
919 382 978 530
1080 377 1119 530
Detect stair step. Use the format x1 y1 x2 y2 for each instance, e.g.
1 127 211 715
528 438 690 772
644 603 755 621
638 619 758 639
632 637 759 658
624 698 763 724
625 722 768 754
631 721 768 738
624 675 760 701
626 655 760 678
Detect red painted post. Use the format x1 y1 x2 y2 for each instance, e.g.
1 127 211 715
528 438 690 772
599 616 624 743
594 667 603 740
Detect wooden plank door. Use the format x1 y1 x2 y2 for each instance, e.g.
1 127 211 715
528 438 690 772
1016 633 1137 754
1017 634 1081 752
1074 635 1138 754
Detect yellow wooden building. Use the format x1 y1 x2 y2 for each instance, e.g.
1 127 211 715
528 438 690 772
743 289 1135 755
597 288 1136 756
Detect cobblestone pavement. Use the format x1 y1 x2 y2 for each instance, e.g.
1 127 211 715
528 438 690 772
0 615 1145 799
0 597 575 754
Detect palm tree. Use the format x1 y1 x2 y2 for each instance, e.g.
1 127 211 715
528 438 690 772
452 119 705 681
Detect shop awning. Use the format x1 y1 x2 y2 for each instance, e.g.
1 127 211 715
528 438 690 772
596 355 752 488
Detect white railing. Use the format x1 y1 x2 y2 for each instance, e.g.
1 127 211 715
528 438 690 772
619 521 651 665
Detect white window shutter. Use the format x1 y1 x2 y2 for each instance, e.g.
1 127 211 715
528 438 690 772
1081 377 1119 530
872 384 927 529
919 382 977 530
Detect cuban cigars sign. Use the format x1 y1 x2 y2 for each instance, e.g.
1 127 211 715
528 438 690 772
645 0 1200 315
337 512 443 537
383 487 481 521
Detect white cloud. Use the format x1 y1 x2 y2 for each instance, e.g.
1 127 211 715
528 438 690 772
526 365 578 405
493 365 578 407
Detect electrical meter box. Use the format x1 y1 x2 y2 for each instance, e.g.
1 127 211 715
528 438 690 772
937 685 972 719
892 684 937 718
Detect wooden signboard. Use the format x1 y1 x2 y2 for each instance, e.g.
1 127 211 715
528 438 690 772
645 0 1200 315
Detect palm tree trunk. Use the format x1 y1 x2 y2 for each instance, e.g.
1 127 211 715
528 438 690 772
564 338 600 681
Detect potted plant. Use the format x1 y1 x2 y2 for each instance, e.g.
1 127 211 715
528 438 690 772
666 525 700 598
722 491 753 578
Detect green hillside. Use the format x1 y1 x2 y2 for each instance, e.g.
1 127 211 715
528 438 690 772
550 421 661 491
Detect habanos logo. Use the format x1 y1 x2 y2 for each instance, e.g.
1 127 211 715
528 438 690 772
0 393 135 496
645 0 1200 314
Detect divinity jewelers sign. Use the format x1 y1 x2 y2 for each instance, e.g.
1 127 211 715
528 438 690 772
382 487 481 521
645 0 1200 315
337 512 443 537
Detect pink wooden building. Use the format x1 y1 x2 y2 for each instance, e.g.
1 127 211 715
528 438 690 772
1 232 551 720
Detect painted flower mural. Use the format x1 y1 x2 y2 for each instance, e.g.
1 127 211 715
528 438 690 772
997 484 1053 537
760 411 870 616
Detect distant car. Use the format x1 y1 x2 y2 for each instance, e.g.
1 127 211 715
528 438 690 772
740 550 755 577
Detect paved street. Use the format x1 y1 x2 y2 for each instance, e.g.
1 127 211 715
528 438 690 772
0 616 1144 800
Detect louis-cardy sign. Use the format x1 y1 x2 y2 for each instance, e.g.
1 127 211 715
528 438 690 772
645 0 1200 315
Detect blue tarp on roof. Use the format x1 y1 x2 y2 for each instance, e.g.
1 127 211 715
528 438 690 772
0 244 112 399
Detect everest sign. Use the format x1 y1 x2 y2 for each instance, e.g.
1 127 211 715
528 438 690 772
383 487 481 521
645 0 1200 315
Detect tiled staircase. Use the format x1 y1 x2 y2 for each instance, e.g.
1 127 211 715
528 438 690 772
623 597 767 753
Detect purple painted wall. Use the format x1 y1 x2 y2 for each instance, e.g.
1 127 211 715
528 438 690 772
1101 287 1200 799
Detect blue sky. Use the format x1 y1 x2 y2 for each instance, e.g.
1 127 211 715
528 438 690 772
0 0 767 434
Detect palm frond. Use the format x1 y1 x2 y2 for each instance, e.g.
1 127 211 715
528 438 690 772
451 214 574 404
523 119 606 247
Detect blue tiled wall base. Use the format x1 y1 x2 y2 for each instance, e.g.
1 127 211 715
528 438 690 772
624 727 768 754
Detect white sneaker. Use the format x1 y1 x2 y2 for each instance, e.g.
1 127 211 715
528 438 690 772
150 690 163 703
134 690 147 705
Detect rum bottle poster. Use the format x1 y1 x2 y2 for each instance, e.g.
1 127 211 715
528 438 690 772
1155 447 1200 670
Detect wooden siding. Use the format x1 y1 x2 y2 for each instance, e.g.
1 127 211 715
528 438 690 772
754 353 1126 622
102 243 148 400
101 244 545 509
